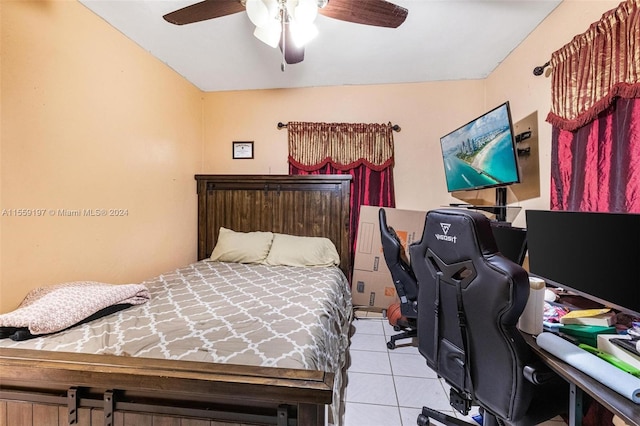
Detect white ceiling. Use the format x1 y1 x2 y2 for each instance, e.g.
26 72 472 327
79 0 561 92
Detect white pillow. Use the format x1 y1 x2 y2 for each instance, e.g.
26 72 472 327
210 227 274 264
264 233 340 267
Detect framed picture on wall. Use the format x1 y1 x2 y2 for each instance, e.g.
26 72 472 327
232 141 254 159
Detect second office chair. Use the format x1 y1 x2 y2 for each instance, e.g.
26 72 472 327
379 208 419 349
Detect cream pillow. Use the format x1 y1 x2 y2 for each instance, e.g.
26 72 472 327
210 227 274 264
264 233 340 267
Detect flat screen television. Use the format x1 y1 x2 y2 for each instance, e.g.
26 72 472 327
440 102 521 193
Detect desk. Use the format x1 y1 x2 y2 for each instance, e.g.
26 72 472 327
521 332 640 426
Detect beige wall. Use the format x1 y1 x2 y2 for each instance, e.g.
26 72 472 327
202 81 485 211
0 0 621 311
0 1 204 311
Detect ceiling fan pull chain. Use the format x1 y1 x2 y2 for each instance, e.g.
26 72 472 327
280 5 286 72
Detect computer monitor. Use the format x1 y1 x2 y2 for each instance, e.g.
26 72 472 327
526 209 640 317
490 223 527 265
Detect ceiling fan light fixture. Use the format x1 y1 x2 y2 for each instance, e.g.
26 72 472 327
290 0 319 23
246 0 320 49
290 21 318 47
254 23 282 48
246 0 278 28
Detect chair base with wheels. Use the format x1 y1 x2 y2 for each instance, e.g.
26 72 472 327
386 301 417 349
417 406 508 426
387 326 417 350
417 407 475 426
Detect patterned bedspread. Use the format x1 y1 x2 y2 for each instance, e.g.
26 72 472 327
0 261 353 374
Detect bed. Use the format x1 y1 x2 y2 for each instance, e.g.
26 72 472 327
0 174 353 426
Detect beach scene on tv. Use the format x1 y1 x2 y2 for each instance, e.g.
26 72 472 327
440 104 520 192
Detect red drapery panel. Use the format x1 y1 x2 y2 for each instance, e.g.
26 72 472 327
548 0 640 213
546 3 640 422
287 122 396 272
551 98 640 212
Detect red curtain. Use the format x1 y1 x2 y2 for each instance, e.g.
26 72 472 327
548 0 640 213
287 122 396 272
547 3 639 423
551 98 640 212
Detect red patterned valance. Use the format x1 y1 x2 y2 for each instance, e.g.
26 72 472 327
546 0 640 132
287 122 394 172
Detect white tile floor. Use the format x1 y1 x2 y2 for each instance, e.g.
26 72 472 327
341 311 567 426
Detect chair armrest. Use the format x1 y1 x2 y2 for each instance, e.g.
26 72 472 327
523 362 559 385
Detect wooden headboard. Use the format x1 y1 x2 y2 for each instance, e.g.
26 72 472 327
195 175 352 278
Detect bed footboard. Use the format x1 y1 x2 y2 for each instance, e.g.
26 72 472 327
0 348 332 426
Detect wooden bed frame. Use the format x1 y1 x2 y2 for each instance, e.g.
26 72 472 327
0 175 353 426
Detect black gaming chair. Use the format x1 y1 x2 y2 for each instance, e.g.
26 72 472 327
409 209 567 426
379 208 419 349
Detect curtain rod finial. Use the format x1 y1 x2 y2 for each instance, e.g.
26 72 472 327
533 61 550 76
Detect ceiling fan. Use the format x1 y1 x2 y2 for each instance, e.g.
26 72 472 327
163 0 408 70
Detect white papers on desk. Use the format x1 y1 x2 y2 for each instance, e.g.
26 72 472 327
537 332 640 403
597 335 640 369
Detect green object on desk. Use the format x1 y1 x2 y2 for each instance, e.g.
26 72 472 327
578 343 640 378
559 324 617 347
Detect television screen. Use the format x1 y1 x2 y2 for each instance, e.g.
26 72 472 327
440 102 521 192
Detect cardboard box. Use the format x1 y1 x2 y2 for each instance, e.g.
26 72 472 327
351 206 427 310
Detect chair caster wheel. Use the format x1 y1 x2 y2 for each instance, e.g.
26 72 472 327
387 341 395 350
417 413 430 426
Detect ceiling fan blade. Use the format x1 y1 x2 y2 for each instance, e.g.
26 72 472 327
163 0 245 25
319 0 408 28
280 24 305 64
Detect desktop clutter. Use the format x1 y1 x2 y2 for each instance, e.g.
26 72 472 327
520 284 640 405
520 288 640 404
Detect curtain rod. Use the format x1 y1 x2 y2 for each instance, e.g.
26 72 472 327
533 61 550 76
277 122 401 132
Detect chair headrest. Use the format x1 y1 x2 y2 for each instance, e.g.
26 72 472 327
379 208 409 265
420 208 500 265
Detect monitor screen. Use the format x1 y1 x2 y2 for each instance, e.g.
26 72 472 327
526 209 640 317
490 223 527 266
440 102 521 192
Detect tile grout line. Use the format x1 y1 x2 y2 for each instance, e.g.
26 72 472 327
385 332 406 426
383 315 413 426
